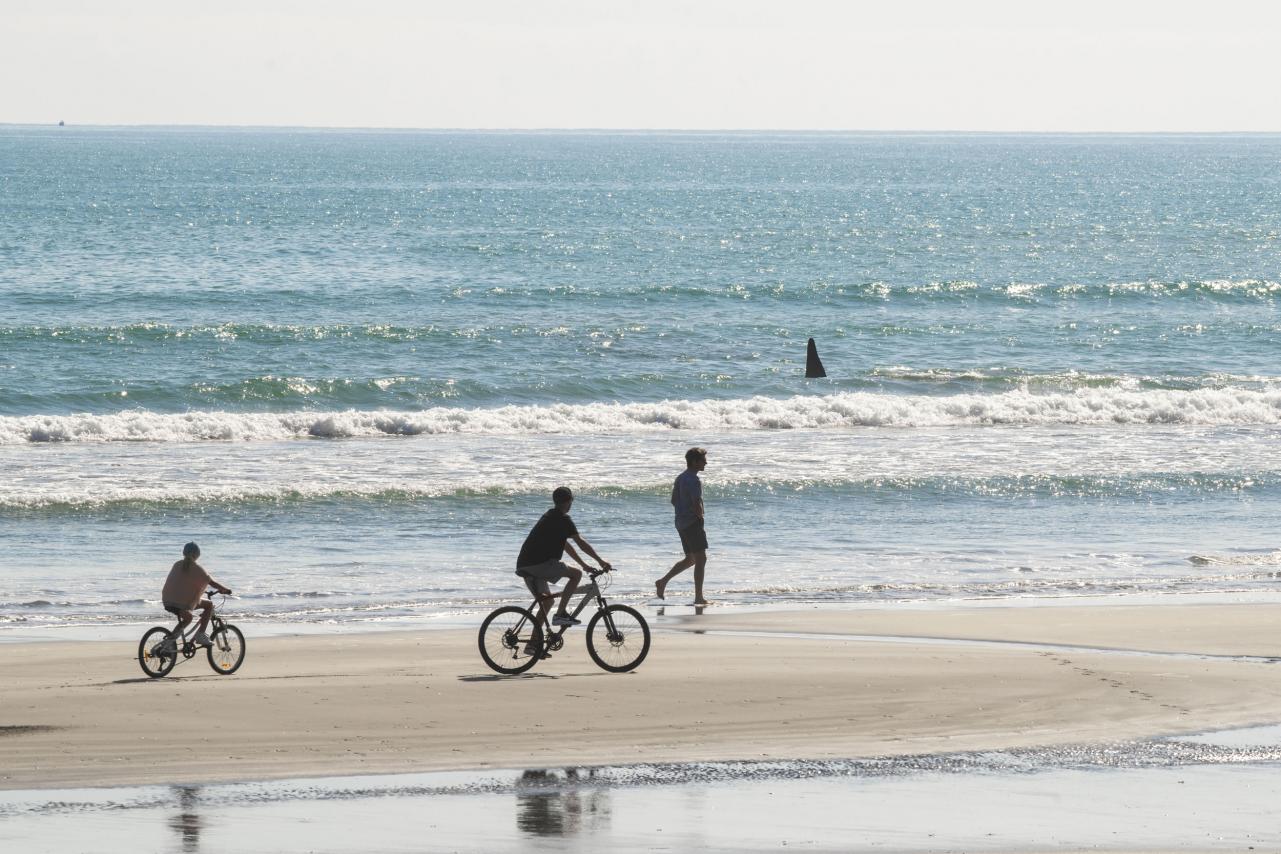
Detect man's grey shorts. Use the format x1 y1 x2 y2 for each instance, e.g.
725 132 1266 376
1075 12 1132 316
516 559 571 597
678 520 708 554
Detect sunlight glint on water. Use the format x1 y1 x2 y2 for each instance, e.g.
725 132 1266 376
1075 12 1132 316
2 128 1280 633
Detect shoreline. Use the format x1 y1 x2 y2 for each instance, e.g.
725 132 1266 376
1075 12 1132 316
7 587 1281 646
2 601 1281 791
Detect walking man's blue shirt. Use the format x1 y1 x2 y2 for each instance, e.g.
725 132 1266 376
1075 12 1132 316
672 469 702 530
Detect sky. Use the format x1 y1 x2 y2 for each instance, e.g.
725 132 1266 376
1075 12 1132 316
3 0 1280 131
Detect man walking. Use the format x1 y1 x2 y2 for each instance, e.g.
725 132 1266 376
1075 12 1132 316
655 447 709 604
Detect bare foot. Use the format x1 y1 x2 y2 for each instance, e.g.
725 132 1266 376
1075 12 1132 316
693 599 710 606
655 579 667 600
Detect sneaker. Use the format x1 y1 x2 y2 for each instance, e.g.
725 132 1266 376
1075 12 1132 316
192 631 212 647
551 614 581 627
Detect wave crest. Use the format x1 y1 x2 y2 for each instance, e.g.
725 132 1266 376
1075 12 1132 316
3 473 1273 512
6 386 1281 445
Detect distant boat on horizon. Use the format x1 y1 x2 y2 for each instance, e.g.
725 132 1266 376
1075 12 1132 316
58 120 65 127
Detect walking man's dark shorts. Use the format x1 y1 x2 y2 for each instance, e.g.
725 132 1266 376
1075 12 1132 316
678 520 708 554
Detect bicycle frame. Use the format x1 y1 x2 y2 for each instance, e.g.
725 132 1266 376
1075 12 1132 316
524 569 608 644
166 591 228 655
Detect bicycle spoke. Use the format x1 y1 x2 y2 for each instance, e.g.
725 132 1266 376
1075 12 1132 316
207 625 246 674
586 605 650 673
478 606 544 674
138 626 177 677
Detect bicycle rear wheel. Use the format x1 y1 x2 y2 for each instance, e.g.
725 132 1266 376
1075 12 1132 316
478 606 544 675
138 626 177 678
207 623 246 674
586 605 650 672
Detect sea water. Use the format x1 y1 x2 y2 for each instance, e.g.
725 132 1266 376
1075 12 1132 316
2 127 1280 634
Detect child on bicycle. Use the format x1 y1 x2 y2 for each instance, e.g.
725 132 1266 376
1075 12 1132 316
161 542 232 650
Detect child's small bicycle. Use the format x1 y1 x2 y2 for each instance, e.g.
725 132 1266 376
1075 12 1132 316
478 567 650 675
138 590 246 678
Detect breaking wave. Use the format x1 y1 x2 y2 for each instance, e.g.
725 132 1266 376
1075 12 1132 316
7 386 1281 444
1 473 1275 512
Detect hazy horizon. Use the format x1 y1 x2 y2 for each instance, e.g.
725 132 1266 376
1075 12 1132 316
4 0 1279 133
9 123 1281 136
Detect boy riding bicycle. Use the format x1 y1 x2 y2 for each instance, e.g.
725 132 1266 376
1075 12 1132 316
160 542 232 651
516 487 611 655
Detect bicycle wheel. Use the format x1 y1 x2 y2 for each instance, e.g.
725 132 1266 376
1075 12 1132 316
478 606 544 675
207 623 246 674
586 605 650 673
138 626 177 678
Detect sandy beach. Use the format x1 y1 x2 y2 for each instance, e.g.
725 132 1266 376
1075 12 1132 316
3 601 1281 792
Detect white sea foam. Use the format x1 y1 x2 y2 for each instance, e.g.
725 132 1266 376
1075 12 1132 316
1187 551 1281 567
6 387 1281 445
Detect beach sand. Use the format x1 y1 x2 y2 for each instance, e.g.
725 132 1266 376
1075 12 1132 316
2 602 1280 791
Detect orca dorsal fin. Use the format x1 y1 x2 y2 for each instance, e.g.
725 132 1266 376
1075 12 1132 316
805 338 826 378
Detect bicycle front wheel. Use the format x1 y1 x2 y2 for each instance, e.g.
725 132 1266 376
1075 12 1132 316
138 626 177 678
586 605 650 672
207 624 246 674
478 606 544 675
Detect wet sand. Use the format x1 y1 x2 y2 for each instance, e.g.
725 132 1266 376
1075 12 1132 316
2 602 1281 791
4 730 1281 853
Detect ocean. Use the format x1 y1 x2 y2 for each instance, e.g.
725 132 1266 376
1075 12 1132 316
2 126 1280 635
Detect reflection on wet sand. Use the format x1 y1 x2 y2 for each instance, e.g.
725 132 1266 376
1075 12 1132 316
5 732 1281 854
168 785 202 853
655 604 708 627
515 769 611 837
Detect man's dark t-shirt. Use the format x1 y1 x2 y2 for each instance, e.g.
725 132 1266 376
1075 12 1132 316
517 509 579 568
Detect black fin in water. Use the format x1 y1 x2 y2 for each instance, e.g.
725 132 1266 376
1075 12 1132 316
805 338 826 378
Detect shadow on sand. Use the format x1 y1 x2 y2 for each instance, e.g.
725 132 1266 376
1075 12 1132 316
457 672 560 682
